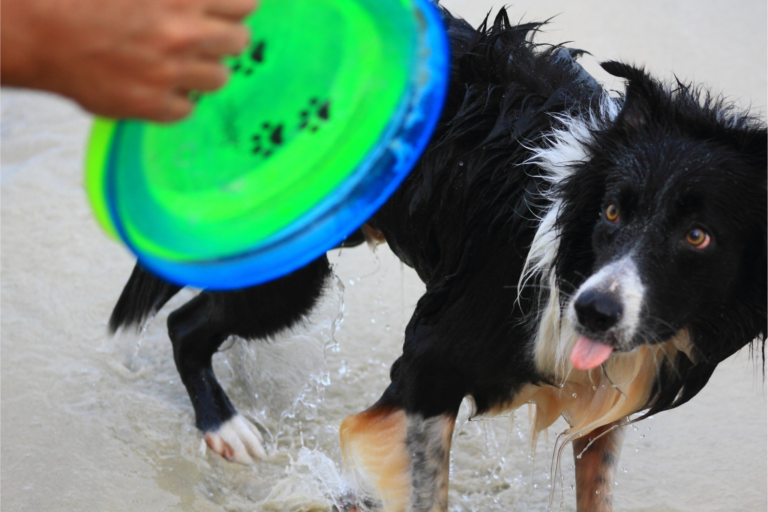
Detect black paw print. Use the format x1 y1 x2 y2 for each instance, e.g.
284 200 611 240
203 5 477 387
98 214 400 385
251 122 284 158
249 98 331 159
230 40 266 76
298 97 331 132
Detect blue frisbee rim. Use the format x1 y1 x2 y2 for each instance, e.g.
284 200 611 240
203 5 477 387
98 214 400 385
104 0 449 290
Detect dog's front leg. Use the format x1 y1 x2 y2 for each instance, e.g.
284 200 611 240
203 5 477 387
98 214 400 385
339 400 456 512
572 421 626 512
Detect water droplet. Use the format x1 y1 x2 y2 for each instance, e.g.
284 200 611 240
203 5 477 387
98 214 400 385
576 454 582 459
348 279 355 286
570 485 574 490
572 393 578 398
592 386 597 391
533 484 538 489
596 490 600 495
640 434 645 438
371 318 376 323
458 161 464 167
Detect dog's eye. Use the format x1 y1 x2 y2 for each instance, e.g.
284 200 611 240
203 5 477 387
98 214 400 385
686 228 711 249
605 204 619 223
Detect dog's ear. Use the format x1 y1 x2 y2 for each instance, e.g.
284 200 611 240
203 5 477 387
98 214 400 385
601 61 661 131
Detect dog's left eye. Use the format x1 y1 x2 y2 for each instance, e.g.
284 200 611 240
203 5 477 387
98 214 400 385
686 228 711 249
605 203 619 223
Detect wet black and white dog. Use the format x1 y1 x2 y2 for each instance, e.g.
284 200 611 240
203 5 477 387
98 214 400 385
109 9 766 512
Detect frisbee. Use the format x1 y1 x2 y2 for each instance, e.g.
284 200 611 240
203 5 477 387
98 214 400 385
86 0 449 289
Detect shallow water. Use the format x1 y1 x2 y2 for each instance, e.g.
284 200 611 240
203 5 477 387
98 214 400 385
2 2 766 511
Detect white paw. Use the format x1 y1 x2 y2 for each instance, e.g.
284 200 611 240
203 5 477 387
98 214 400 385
204 414 267 464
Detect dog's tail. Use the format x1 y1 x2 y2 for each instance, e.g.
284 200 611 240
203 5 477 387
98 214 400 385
108 264 183 333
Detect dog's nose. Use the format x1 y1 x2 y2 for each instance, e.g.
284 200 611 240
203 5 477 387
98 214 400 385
574 290 623 333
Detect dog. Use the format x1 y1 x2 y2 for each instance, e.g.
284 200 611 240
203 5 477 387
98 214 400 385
108 8 767 512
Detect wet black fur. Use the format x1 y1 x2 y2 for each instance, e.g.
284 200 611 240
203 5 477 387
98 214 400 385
109 7 766 473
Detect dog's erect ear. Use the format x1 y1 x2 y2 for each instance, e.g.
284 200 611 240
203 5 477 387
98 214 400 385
601 61 661 131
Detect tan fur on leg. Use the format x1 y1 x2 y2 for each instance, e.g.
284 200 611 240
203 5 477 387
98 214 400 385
340 404 456 512
572 421 626 512
340 404 411 512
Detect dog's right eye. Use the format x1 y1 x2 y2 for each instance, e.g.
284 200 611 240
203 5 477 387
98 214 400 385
686 228 711 249
605 203 620 223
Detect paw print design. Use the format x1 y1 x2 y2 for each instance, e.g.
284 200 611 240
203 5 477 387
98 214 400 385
249 98 331 159
251 122 284 159
298 97 331 133
230 40 266 76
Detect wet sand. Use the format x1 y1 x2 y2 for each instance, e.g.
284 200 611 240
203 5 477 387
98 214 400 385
2 1 766 511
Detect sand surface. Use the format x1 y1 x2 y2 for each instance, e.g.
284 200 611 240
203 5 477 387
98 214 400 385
2 1 766 511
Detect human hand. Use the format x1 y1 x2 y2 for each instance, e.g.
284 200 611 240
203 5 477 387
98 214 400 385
1 0 258 122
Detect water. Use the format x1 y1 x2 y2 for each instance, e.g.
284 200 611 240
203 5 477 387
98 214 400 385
2 2 767 509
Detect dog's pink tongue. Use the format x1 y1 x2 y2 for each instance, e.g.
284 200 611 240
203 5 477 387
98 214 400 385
571 336 614 370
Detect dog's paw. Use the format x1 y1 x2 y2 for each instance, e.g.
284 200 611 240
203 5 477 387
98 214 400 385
204 414 267 464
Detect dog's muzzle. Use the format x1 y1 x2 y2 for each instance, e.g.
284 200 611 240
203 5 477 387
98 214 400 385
568 256 646 370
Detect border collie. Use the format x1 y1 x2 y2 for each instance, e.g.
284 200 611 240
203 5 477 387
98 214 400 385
109 8 766 511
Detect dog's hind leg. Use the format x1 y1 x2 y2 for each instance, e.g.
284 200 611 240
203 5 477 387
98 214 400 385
572 421 626 512
167 256 331 464
339 398 457 512
339 328 466 512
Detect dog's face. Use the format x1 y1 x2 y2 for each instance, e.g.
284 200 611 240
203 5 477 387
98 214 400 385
557 63 767 370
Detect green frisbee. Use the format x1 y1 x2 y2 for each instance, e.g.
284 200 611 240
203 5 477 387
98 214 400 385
86 0 449 289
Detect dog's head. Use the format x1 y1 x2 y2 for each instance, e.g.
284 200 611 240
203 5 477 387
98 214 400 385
554 62 767 374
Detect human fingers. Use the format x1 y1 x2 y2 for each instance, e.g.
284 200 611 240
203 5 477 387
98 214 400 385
174 59 229 92
205 0 258 21
78 85 193 122
143 92 194 123
188 19 250 59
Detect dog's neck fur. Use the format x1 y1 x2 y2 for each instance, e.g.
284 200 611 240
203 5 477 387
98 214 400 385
522 91 618 381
